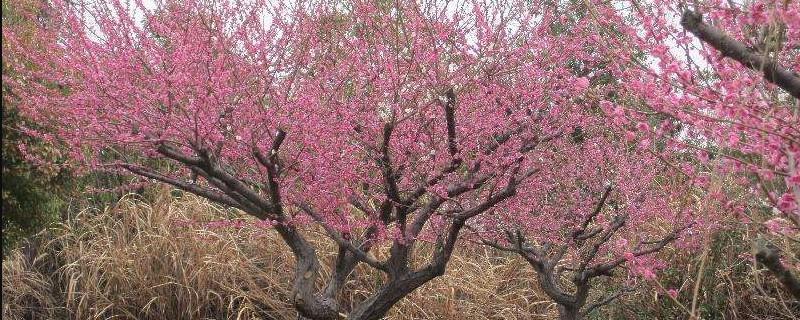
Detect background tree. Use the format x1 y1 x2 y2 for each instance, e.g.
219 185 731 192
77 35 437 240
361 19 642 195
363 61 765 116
594 0 799 301
458 2 711 318
1 0 69 252
2 0 151 252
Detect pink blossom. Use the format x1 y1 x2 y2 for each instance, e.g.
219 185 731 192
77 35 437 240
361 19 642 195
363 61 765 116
623 252 635 261
641 268 657 281
667 289 679 299
777 193 798 212
574 77 590 92
727 132 741 146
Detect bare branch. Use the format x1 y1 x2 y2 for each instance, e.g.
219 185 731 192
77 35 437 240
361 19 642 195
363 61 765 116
681 10 800 98
255 129 288 218
406 172 493 238
119 163 249 214
755 241 800 300
188 165 264 215
194 148 275 212
586 224 689 279
576 214 628 278
156 143 204 166
456 165 539 221
443 88 458 156
299 203 389 272
405 158 462 206
573 185 613 240
583 288 630 315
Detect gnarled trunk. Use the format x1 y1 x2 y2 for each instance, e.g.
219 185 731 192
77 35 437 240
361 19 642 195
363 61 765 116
557 305 582 320
347 270 440 320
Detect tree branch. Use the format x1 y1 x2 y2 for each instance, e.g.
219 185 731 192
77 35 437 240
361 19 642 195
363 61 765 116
299 203 389 272
255 129 288 218
582 288 630 315
443 88 458 156
681 10 800 99
755 241 800 300
193 148 275 212
576 214 628 279
119 163 249 214
379 122 402 205
586 224 689 279
573 185 613 240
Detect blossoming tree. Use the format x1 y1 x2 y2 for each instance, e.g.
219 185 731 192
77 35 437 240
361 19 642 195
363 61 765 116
600 0 799 299
460 3 705 318
5 0 709 318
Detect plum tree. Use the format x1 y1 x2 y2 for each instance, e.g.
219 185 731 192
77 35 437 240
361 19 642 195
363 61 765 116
4 0 722 318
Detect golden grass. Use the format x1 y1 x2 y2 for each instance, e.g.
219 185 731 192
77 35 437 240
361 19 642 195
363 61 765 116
4 190 797 319
2 191 556 320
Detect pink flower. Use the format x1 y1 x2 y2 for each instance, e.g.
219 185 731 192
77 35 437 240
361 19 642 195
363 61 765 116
600 100 614 114
625 131 637 142
623 252 635 261
697 150 709 163
777 193 798 212
764 218 790 235
641 268 657 281
727 132 740 146
667 289 679 299
574 77 590 91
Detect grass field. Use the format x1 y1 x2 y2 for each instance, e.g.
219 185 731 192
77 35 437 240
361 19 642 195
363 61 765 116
3 190 797 319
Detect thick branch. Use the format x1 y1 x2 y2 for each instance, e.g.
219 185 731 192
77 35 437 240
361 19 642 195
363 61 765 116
120 163 247 213
379 122 402 205
189 166 264 215
255 129 288 218
157 144 204 166
755 242 800 300
300 203 389 272
443 88 458 156
681 10 800 99
573 185 613 240
426 169 535 274
193 149 275 211
527 257 576 307
323 247 360 298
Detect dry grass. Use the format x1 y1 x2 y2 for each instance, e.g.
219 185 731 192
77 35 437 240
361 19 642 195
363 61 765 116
2 191 556 320
3 190 798 319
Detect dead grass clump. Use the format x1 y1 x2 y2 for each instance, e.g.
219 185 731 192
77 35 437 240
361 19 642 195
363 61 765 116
3 192 296 320
6 191 795 319
2 191 555 319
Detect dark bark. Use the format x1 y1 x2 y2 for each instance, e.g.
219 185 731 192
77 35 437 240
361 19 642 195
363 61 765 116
755 242 800 300
347 271 438 320
558 305 582 320
443 87 458 156
273 225 339 320
680 10 800 99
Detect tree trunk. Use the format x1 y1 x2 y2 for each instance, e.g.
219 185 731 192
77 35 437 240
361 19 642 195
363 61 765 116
558 304 582 320
348 270 438 320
